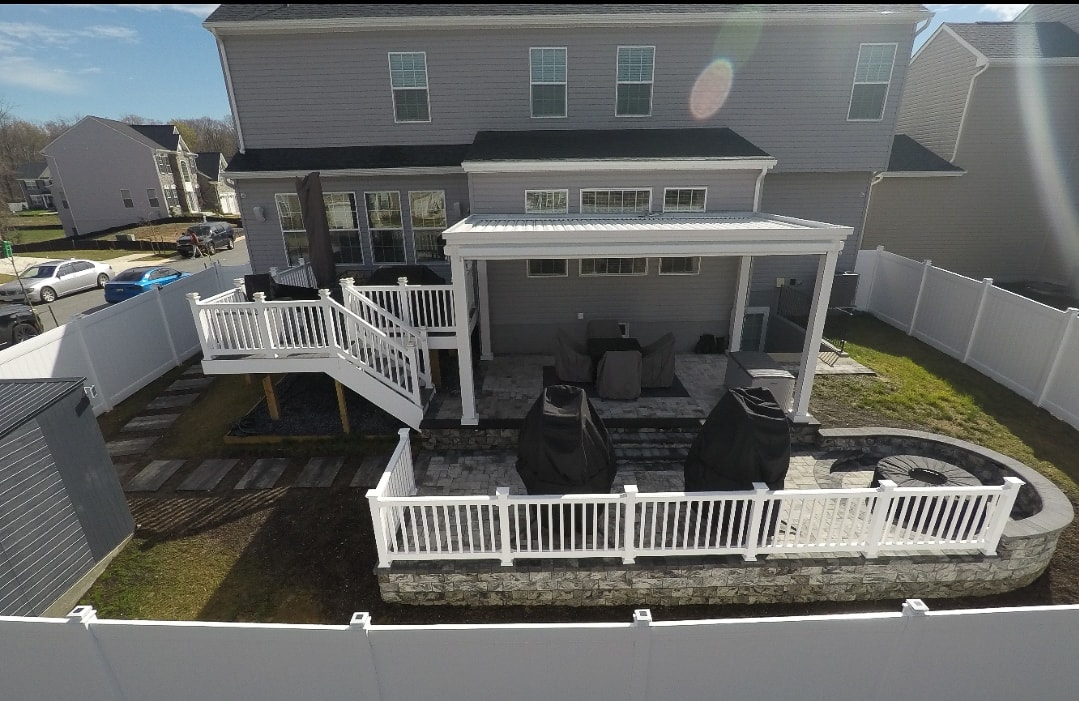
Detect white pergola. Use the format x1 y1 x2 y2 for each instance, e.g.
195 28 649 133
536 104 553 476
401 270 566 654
442 212 852 426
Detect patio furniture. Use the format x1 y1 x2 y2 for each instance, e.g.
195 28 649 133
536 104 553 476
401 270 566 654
725 351 795 412
596 349 643 400
586 319 623 340
554 328 593 383
586 336 641 367
640 332 676 388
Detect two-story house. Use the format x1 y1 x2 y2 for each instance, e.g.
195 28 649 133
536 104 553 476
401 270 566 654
199 4 929 427
862 5 1079 297
13 162 53 210
42 117 202 238
195 152 240 215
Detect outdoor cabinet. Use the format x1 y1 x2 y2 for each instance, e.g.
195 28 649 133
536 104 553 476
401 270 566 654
724 351 795 412
0 378 134 616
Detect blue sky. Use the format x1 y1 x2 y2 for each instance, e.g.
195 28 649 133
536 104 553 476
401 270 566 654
0 4 1033 125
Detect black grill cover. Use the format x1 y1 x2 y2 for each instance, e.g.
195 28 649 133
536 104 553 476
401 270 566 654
516 385 615 495
366 265 446 285
243 273 322 302
684 387 791 491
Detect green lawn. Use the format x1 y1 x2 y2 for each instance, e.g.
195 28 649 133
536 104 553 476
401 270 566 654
5 227 65 244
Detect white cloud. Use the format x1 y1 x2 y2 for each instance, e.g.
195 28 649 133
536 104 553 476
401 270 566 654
0 56 87 94
0 21 137 47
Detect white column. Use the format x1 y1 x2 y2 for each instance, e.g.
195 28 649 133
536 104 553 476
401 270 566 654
450 254 479 425
477 259 493 360
790 247 839 421
728 256 752 352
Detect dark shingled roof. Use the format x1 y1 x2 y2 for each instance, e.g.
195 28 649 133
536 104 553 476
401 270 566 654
129 124 181 150
206 4 928 23
15 162 48 180
949 22 1079 59
887 135 963 173
467 128 771 161
0 379 84 438
196 152 225 180
226 144 472 172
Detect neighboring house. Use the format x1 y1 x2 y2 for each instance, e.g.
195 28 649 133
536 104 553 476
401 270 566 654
862 7 1079 295
42 117 202 238
200 4 929 427
195 151 240 215
13 162 53 210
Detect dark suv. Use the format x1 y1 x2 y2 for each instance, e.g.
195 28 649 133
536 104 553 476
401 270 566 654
0 304 43 349
176 222 236 258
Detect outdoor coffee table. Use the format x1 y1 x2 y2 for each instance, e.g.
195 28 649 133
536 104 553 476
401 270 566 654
586 337 641 380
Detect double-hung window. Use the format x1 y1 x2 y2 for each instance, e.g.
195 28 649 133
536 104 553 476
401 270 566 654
120 189 134 208
847 43 896 121
366 192 406 263
389 52 431 123
530 47 567 118
274 193 309 265
525 190 568 214
409 190 447 261
324 193 363 265
155 155 171 174
616 46 654 117
663 188 706 212
580 189 650 214
146 188 160 208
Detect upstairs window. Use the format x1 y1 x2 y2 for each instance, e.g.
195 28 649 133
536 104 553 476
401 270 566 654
616 46 655 117
388 52 431 123
663 188 706 212
581 189 650 214
146 188 160 208
180 161 191 182
848 43 896 121
155 155 171 174
525 190 568 214
530 47 567 118
120 189 134 208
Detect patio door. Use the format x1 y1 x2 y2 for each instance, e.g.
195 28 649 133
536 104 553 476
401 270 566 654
739 306 770 352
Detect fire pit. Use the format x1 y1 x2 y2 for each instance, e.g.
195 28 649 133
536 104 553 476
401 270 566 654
871 454 985 537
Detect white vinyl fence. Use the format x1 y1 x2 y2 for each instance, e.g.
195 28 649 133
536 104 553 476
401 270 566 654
3 601 1079 701
367 431 1021 567
0 262 249 415
855 247 1079 430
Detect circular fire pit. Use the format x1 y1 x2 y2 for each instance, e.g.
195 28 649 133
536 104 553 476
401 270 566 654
870 454 983 536
871 454 980 489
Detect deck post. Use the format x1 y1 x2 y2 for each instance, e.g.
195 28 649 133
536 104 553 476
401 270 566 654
335 380 351 434
478 260 493 360
790 246 839 421
982 477 1023 555
729 255 752 351
262 374 280 421
450 254 478 425
622 485 639 564
496 487 513 566
864 480 897 559
742 483 769 561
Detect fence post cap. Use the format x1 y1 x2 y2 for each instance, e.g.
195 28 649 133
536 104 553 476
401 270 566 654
902 599 929 616
632 609 653 625
252 291 267 301
397 427 411 438
186 292 200 301
349 612 372 629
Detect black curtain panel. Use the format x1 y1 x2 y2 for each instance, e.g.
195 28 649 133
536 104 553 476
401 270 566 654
295 172 338 290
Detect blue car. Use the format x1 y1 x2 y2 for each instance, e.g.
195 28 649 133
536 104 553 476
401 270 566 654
103 266 191 303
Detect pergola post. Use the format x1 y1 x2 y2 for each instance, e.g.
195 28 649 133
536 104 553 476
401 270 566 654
790 246 839 421
450 254 479 425
729 255 752 351
477 260 493 360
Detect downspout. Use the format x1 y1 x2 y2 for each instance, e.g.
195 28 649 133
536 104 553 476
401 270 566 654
952 59 988 162
855 171 886 252
752 163 771 212
212 29 246 154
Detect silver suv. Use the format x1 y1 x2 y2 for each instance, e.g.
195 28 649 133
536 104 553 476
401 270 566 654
176 222 236 258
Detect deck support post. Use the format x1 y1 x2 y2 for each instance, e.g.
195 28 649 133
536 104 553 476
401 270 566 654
478 260 493 360
262 374 280 421
450 254 479 425
335 380 351 434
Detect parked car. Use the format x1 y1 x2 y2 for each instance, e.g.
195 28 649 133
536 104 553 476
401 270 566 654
0 259 113 304
103 266 191 304
176 221 236 258
0 304 43 349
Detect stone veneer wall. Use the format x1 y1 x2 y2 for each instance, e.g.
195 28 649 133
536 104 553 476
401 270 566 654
383 428 1072 606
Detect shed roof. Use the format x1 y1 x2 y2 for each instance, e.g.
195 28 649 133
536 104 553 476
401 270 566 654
226 144 471 174
196 152 225 180
0 379 84 438
467 128 770 162
949 21 1079 59
887 135 964 173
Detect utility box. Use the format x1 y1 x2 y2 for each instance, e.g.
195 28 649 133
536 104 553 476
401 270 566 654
724 351 795 412
0 240 11 259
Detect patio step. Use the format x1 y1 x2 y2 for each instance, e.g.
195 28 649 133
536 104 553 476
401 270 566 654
611 428 698 471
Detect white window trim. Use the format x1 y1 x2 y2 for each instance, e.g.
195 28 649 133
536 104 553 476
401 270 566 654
364 190 408 264
658 256 702 276
662 187 708 212
524 189 569 214
526 259 569 278
579 188 652 214
615 45 655 118
579 258 649 277
530 46 568 119
388 51 432 124
846 42 897 122
408 189 448 261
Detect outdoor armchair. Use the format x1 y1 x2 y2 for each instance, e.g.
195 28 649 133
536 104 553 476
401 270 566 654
555 328 593 383
641 332 676 388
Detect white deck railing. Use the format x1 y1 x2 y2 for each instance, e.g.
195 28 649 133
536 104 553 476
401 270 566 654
188 289 423 403
349 282 457 333
269 261 317 288
367 432 1023 568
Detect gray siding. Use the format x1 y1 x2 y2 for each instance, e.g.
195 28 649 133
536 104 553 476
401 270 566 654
488 256 738 354
235 174 470 275
1019 6 1079 32
864 65 1079 287
468 170 758 213
897 29 980 161
224 21 913 172
43 119 164 237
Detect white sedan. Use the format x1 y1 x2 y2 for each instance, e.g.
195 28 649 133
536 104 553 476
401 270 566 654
0 258 114 304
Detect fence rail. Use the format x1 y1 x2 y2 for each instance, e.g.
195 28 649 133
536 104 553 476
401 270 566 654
366 432 1022 567
855 247 1079 430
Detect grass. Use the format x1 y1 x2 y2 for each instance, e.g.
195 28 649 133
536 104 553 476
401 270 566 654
5 227 65 244
80 317 1079 624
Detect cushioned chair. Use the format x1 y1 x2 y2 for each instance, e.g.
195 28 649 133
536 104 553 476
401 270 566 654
596 350 642 400
641 332 676 388
554 328 593 383
586 319 623 340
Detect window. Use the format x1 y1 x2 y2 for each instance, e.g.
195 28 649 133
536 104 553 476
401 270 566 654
388 52 431 123
659 257 701 275
580 189 651 214
155 155 172 174
366 191 406 263
530 47 567 118
146 188 160 208
180 161 191 182
162 185 179 207
525 190 568 214
848 43 896 121
120 189 134 208
616 46 654 117
275 192 363 266
663 188 706 212
274 193 309 265
409 191 447 262
61 198 69 209
580 258 647 276
527 260 568 277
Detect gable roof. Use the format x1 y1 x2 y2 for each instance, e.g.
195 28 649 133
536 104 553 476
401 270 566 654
948 21 1079 59
886 135 964 174
128 124 181 151
15 162 49 180
467 128 771 162
196 152 225 180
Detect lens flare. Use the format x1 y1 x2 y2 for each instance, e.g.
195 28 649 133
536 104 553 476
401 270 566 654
690 59 734 120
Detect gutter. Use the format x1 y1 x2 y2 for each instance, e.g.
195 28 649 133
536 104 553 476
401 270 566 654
210 28 246 154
